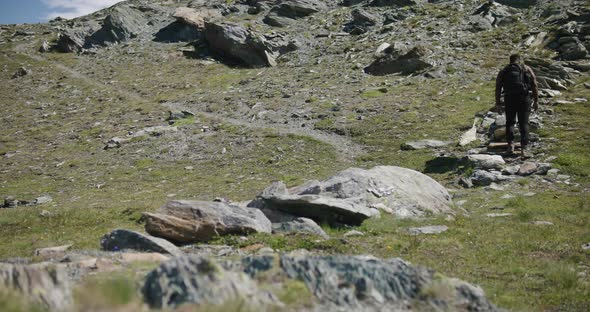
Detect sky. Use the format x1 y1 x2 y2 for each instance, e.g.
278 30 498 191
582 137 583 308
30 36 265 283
0 0 124 24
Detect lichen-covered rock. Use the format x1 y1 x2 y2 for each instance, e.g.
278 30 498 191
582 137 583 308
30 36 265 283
142 256 279 309
0 263 72 311
100 229 182 256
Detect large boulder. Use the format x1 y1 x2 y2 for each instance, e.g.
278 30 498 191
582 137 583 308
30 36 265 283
155 7 220 42
469 1 516 31
271 0 327 19
204 22 277 67
280 254 499 311
0 263 72 311
251 166 454 221
56 27 94 53
142 256 278 310
100 229 183 256
364 45 434 76
144 200 272 244
88 6 150 45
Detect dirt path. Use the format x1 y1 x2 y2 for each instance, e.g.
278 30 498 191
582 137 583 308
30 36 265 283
14 41 365 162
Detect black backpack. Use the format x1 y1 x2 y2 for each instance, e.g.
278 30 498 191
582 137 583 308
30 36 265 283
503 63 529 96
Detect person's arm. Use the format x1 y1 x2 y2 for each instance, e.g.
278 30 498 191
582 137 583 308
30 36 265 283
526 65 539 111
495 69 504 111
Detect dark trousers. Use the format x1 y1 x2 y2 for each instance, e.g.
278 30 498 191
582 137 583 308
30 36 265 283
505 94 530 147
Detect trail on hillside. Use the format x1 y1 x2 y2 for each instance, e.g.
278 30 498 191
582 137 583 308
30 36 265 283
13 42 364 162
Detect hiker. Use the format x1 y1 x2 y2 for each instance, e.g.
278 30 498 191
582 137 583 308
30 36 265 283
495 53 539 158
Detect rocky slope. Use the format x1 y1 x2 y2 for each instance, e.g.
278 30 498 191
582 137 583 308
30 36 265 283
1 0 589 311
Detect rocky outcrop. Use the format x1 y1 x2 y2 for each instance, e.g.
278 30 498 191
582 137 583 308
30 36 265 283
142 254 499 311
100 229 183 256
495 0 538 8
0 263 72 311
469 1 517 31
144 200 272 244
142 256 278 310
264 0 328 27
364 45 434 76
155 7 221 42
87 6 150 45
251 166 453 220
204 22 279 67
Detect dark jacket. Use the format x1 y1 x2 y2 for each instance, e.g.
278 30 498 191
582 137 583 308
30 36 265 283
495 63 539 106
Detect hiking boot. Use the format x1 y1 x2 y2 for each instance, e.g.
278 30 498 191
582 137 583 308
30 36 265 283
521 145 532 160
507 142 515 155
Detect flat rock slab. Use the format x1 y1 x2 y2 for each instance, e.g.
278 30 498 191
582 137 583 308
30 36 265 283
145 200 271 244
408 225 449 235
401 139 450 150
260 194 377 226
101 229 182 256
34 244 72 261
530 221 554 226
486 213 513 218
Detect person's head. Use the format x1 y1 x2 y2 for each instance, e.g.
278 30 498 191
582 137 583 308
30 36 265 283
509 54 521 64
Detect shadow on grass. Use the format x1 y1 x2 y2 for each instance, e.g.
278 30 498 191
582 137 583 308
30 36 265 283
424 156 461 174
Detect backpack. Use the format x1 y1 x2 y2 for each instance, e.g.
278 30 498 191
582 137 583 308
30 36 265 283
503 63 530 96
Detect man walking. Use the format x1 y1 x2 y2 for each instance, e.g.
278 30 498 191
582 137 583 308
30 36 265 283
495 54 539 159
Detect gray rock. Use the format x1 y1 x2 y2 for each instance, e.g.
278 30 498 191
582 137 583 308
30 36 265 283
365 45 433 76
486 213 512 218
258 194 378 226
502 165 520 175
100 229 182 256
470 170 505 186
34 244 72 261
34 195 52 205
254 166 453 221
142 256 278 309
56 27 93 53
401 139 449 150
472 1 516 28
204 22 277 67
0 262 72 311
408 225 448 235
530 221 553 226
280 254 499 311
144 200 271 244
459 119 479 146
343 230 365 237
466 154 505 170
272 217 329 239
11 67 31 79
518 162 538 176
87 6 149 45
559 39 588 60
351 8 379 26
39 40 50 53
270 0 327 19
